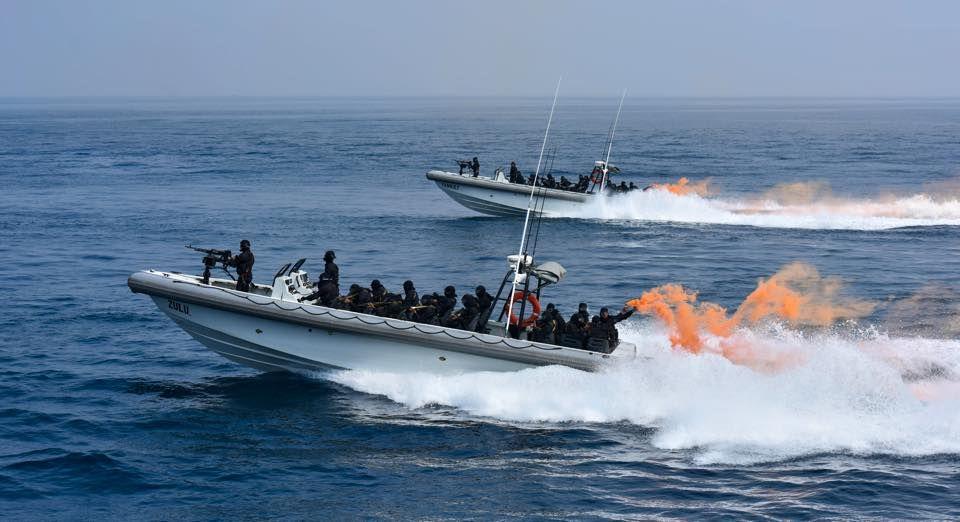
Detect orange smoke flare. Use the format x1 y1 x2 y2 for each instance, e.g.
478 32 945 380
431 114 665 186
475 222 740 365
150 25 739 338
626 263 875 365
647 177 712 197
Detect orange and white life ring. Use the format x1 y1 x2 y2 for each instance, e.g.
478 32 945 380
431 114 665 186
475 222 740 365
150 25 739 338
503 291 541 328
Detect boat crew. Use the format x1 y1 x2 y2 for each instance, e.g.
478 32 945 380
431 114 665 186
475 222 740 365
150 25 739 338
589 306 635 348
370 279 388 302
401 280 420 307
564 303 591 343
509 161 522 183
471 157 480 177
227 239 255 292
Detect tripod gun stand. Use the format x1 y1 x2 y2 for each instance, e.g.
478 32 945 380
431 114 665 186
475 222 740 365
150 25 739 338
185 245 236 285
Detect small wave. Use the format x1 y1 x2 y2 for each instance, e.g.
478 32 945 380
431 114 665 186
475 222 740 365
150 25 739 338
564 186 960 230
328 322 960 464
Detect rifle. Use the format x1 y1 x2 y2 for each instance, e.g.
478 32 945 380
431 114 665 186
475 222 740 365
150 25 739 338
185 245 235 284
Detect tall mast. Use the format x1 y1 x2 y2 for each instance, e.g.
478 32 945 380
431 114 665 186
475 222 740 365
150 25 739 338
600 89 626 191
505 78 561 326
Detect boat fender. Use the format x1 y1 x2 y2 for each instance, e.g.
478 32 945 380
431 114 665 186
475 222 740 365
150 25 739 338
504 291 541 328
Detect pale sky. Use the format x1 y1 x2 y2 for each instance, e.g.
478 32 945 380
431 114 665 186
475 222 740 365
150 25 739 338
2 0 958 97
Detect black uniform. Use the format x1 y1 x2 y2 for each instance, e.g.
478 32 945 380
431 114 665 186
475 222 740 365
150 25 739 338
434 286 457 321
305 250 340 306
401 280 420 307
589 307 635 346
445 294 480 330
229 240 255 292
370 280 388 302
565 304 591 341
471 157 480 177
509 162 522 184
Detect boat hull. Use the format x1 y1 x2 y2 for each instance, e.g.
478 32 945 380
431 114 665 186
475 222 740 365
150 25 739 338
426 170 593 216
129 270 634 375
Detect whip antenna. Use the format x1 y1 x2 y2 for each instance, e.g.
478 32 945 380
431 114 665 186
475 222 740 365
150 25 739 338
600 89 626 191
506 78 561 330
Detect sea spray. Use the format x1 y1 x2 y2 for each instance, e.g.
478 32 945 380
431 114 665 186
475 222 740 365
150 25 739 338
329 322 960 464
569 178 960 229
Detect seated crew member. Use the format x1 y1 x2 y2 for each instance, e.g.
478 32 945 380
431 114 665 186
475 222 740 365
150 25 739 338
527 173 536 186
370 279 388 302
544 173 556 189
509 161 522 183
434 286 458 322
530 303 561 343
475 285 493 314
333 284 361 310
618 181 628 192
628 181 638 191
559 176 571 190
352 285 373 313
401 280 420 307
564 302 591 342
589 306 635 349
471 156 480 177
413 294 440 324
445 294 481 330
227 239 255 292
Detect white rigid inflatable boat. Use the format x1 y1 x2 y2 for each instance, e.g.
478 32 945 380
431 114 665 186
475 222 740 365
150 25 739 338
127 259 638 376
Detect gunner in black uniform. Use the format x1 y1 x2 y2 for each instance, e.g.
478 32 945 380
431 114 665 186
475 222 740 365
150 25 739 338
471 157 480 177
227 239 255 292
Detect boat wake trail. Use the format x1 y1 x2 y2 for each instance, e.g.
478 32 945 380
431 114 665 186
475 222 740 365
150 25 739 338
569 179 960 230
329 264 960 464
330 325 960 464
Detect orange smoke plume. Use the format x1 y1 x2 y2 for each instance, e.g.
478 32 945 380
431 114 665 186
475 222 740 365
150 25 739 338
647 177 712 197
626 263 875 359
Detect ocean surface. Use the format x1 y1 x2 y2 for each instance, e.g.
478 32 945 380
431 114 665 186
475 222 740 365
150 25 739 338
2 97 960 519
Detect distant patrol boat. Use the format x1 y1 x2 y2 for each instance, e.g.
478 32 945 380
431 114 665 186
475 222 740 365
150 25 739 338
427 90 627 217
426 159 615 217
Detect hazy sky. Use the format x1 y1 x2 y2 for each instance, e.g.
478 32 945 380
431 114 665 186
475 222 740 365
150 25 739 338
2 0 958 97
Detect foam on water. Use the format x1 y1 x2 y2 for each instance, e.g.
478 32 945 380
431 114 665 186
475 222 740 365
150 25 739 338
566 189 960 230
330 322 960 464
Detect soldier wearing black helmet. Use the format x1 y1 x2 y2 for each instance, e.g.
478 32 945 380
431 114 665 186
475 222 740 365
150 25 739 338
401 280 420 307
226 239 255 292
564 302 591 343
589 305 635 348
303 250 340 306
471 157 480 177
370 279 388 302
433 285 457 322
445 293 481 330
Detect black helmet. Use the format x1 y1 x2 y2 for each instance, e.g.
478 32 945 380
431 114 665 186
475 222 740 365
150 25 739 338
349 284 360 293
475 285 486 295
600 307 609 315
579 302 588 311
444 285 456 298
462 294 478 308
371 279 383 290
240 239 251 250
546 303 555 311
324 250 336 261
403 280 414 290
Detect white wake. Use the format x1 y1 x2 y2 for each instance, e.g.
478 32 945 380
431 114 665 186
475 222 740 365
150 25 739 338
329 322 960 464
565 189 960 230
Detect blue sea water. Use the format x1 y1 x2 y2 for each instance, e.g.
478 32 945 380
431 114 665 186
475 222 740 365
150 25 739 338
2 97 960 519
